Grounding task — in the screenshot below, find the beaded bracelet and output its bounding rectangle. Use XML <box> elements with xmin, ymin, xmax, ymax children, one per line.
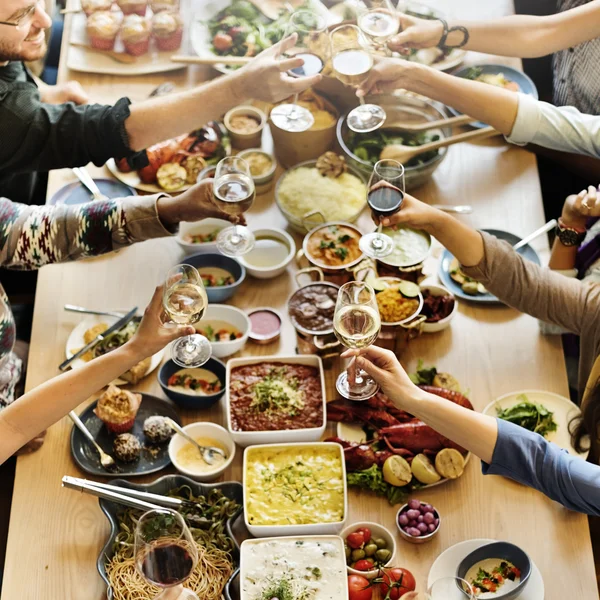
<box><xmin>437</xmin><ymin>17</ymin><xmax>470</xmax><ymax>49</ymax></box>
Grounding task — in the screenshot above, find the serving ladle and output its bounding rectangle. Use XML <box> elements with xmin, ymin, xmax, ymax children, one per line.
<box><xmin>166</xmin><ymin>418</ymin><xmax>227</xmax><ymax>466</ymax></box>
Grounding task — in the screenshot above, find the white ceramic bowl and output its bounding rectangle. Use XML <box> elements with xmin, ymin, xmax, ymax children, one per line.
<box><xmin>199</xmin><ymin>304</ymin><xmax>250</xmax><ymax>358</ymax></box>
<box><xmin>168</xmin><ymin>422</ymin><xmax>236</xmax><ymax>482</ymax></box>
<box><xmin>341</xmin><ymin>521</ymin><xmax>397</xmax><ymax>579</ymax></box>
<box><xmin>420</xmin><ymin>283</ymin><xmax>457</xmax><ymax>333</ymax></box>
<box><xmin>226</xmin><ymin>354</ymin><xmax>326</xmax><ymax>447</ymax></box>
<box><xmin>236</xmin><ymin>228</ymin><xmax>296</xmax><ymax>280</ymax></box>
<box><xmin>177</xmin><ymin>218</ymin><xmax>231</xmax><ymax>254</ymax></box>
<box><xmin>243</xmin><ymin>442</ymin><xmax>348</xmax><ymax>538</ymax></box>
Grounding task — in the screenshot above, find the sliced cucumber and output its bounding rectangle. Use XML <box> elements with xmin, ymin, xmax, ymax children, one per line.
<box><xmin>397</xmin><ymin>280</ymin><xmax>420</xmax><ymax>298</ymax></box>
<box><xmin>366</xmin><ymin>275</ymin><xmax>389</xmax><ymax>292</ymax></box>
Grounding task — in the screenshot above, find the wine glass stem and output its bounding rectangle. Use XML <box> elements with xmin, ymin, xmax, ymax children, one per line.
<box><xmin>155</xmin><ymin>584</ymin><xmax>184</xmax><ymax>600</ymax></box>
<box><xmin>230</xmin><ymin>226</ymin><xmax>242</xmax><ymax>245</ymax></box>
<box><xmin>347</xmin><ymin>355</ymin><xmax>357</xmax><ymax>387</ymax></box>
<box><xmin>359</xmin><ymin>95</ymin><xmax>366</xmax><ymax>106</ymax></box>
<box><xmin>185</xmin><ymin>337</ymin><xmax>196</xmax><ymax>353</ymax></box>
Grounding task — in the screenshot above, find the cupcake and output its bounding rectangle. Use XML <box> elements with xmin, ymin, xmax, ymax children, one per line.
<box><xmin>121</xmin><ymin>14</ymin><xmax>151</xmax><ymax>56</ymax></box>
<box><xmin>86</xmin><ymin>11</ymin><xmax>121</xmax><ymax>51</ymax></box>
<box><xmin>152</xmin><ymin>11</ymin><xmax>183</xmax><ymax>52</ymax></box>
<box><xmin>113</xmin><ymin>433</ymin><xmax>142</xmax><ymax>462</ymax></box>
<box><xmin>94</xmin><ymin>385</ymin><xmax>142</xmax><ymax>433</ymax></box>
<box><xmin>116</xmin><ymin>0</ymin><xmax>147</xmax><ymax>16</ymax></box>
<box><xmin>81</xmin><ymin>0</ymin><xmax>113</xmax><ymax>16</ymax></box>
<box><xmin>150</xmin><ymin>0</ymin><xmax>179</xmax><ymax>12</ymax></box>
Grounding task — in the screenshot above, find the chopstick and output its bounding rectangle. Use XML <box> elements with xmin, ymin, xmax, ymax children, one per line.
<box><xmin>512</xmin><ymin>219</ymin><xmax>557</xmax><ymax>251</ymax></box>
<box><xmin>170</xmin><ymin>54</ymin><xmax>252</xmax><ymax>66</ymax></box>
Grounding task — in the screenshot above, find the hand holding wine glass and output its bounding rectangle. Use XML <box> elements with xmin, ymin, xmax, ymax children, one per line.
<box><xmin>135</xmin><ymin>509</ymin><xmax>199</xmax><ymax>600</ymax></box>
<box><xmin>357</xmin><ymin>0</ymin><xmax>400</xmax><ymax>55</ymax></box>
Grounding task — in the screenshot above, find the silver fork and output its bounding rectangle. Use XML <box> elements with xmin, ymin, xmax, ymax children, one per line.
<box><xmin>69</xmin><ymin>411</ymin><xmax>118</xmax><ymax>472</ymax></box>
<box><xmin>72</xmin><ymin>167</ymin><xmax>109</xmax><ymax>202</ymax></box>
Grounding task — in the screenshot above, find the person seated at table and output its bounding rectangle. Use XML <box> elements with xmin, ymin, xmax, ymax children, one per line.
<box><xmin>346</xmin><ymin>345</ymin><xmax>600</xmax><ymax>516</ymax></box>
<box><xmin>376</xmin><ymin>193</ymin><xmax>600</xmax><ymax>462</ymax></box>
<box><xmin>0</xmin><ymin>284</ymin><xmax>193</xmax><ymax>465</ymax></box>
<box><xmin>0</xmin><ymin>0</ymin><xmax>321</xmax><ymax>204</ymax></box>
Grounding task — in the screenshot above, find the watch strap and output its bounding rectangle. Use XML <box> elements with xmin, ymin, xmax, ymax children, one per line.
<box><xmin>556</xmin><ymin>218</ymin><xmax>587</xmax><ymax>247</ymax></box>
<box><xmin>437</xmin><ymin>18</ymin><xmax>470</xmax><ymax>49</ymax></box>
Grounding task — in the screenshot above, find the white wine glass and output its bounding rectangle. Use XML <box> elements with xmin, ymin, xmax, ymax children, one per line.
<box><xmin>213</xmin><ymin>157</ymin><xmax>256</xmax><ymax>257</ymax></box>
<box><xmin>357</xmin><ymin>0</ymin><xmax>399</xmax><ymax>54</ymax></box>
<box><xmin>163</xmin><ymin>264</ymin><xmax>211</xmax><ymax>368</ymax></box>
<box><xmin>330</xmin><ymin>24</ymin><xmax>387</xmax><ymax>133</ymax></box>
<box><xmin>270</xmin><ymin>10</ymin><xmax>327</xmax><ymax>133</ymax></box>
<box><xmin>426</xmin><ymin>577</ymin><xmax>476</xmax><ymax>599</ymax></box>
<box><xmin>135</xmin><ymin>509</ymin><xmax>199</xmax><ymax>600</ymax></box>
<box><xmin>359</xmin><ymin>159</ymin><xmax>405</xmax><ymax>259</ymax></box>
<box><xmin>333</xmin><ymin>281</ymin><xmax>381</xmax><ymax>401</ymax></box>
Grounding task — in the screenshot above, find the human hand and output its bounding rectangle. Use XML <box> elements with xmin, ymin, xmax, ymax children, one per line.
<box><xmin>127</xmin><ymin>285</ymin><xmax>195</xmax><ymax>358</ymax></box>
<box><xmin>356</xmin><ymin>56</ymin><xmax>418</xmax><ymax>98</ymax></box>
<box><xmin>374</xmin><ymin>193</ymin><xmax>444</xmax><ymax>233</ymax></box>
<box><xmin>40</xmin><ymin>81</ymin><xmax>89</xmax><ymax>105</ymax></box>
<box><xmin>562</xmin><ymin>185</ymin><xmax>600</xmax><ymax>229</ymax></box>
<box><xmin>387</xmin><ymin>13</ymin><xmax>444</xmax><ymax>52</ymax></box>
<box><xmin>234</xmin><ymin>34</ymin><xmax>323</xmax><ymax>103</ymax></box>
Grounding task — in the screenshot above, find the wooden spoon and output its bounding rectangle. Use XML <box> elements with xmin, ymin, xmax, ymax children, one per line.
<box><xmin>386</xmin><ymin>113</ymin><xmax>477</xmax><ymax>133</ymax></box>
<box><xmin>70</xmin><ymin>42</ymin><xmax>137</xmax><ymax>64</ymax></box>
<box><xmin>380</xmin><ymin>126</ymin><xmax>501</xmax><ymax>163</ymax></box>
<box><xmin>171</xmin><ymin>54</ymin><xmax>251</xmax><ymax>66</ymax></box>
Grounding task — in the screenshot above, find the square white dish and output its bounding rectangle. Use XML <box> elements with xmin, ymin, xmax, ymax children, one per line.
<box><xmin>243</xmin><ymin>442</ymin><xmax>348</xmax><ymax>538</ymax></box>
<box><xmin>225</xmin><ymin>354</ymin><xmax>326</xmax><ymax>447</ymax></box>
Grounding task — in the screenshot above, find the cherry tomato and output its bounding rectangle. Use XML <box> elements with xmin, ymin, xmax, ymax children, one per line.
<box><xmin>212</xmin><ymin>33</ymin><xmax>233</xmax><ymax>52</ymax></box>
<box><xmin>348</xmin><ymin>575</ymin><xmax>372</xmax><ymax>600</ymax></box>
<box><xmin>356</xmin><ymin>527</ymin><xmax>372</xmax><ymax>543</ymax></box>
<box><xmin>353</xmin><ymin>559</ymin><xmax>374</xmax><ymax>572</ymax></box>
<box><xmin>347</xmin><ymin>531</ymin><xmax>365</xmax><ymax>549</ymax></box>
<box><xmin>380</xmin><ymin>568</ymin><xmax>416</xmax><ymax>599</ymax></box>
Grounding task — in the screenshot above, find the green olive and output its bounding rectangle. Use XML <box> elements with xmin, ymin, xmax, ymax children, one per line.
<box><xmin>345</xmin><ymin>545</ymin><xmax>351</xmax><ymax>559</ymax></box>
<box><xmin>365</xmin><ymin>557</ymin><xmax>375</xmax><ymax>566</ymax></box>
<box><xmin>351</xmin><ymin>549</ymin><xmax>366</xmax><ymax>561</ymax></box>
<box><xmin>350</xmin><ymin>562</ymin><xmax>357</xmax><ymax>569</ymax></box>
<box><xmin>375</xmin><ymin>549</ymin><xmax>392</xmax><ymax>563</ymax></box>
<box><xmin>374</xmin><ymin>537</ymin><xmax>387</xmax><ymax>549</ymax></box>
<box><xmin>364</xmin><ymin>543</ymin><xmax>378</xmax><ymax>557</ymax></box>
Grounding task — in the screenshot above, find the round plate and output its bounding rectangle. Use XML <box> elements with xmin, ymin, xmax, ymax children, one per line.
<box><xmin>336</xmin><ymin>422</ymin><xmax>471</xmax><ymax>490</ymax></box>
<box><xmin>106</xmin><ymin>158</ymin><xmax>192</xmax><ymax>195</ymax></box>
<box><xmin>438</xmin><ymin>228</ymin><xmax>541</xmax><ymax>304</ymax></box>
<box><xmin>448</xmin><ymin>64</ymin><xmax>539</xmax><ymax>128</ymax></box>
<box><xmin>49</xmin><ymin>178</ymin><xmax>136</xmax><ymax>206</ymax></box>
<box><xmin>428</xmin><ymin>538</ymin><xmax>544</xmax><ymax>600</ymax></box>
<box><xmin>65</xmin><ymin>314</ymin><xmax>164</xmax><ymax>385</ymax></box>
<box><xmin>483</xmin><ymin>389</ymin><xmax>588</xmax><ymax>459</ymax></box>
<box><xmin>70</xmin><ymin>393</ymin><xmax>180</xmax><ymax>477</ymax></box>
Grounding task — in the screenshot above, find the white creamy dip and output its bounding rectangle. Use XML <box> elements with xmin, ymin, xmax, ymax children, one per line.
<box><xmin>465</xmin><ymin>558</ymin><xmax>521</xmax><ymax>598</ymax></box>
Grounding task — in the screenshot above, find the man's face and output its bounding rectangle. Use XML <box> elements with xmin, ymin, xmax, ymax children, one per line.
<box><xmin>0</xmin><ymin>0</ymin><xmax>52</xmax><ymax>63</ymax></box>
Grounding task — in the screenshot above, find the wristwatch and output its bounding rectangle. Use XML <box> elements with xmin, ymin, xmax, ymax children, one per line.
<box><xmin>556</xmin><ymin>217</ymin><xmax>587</xmax><ymax>247</ymax></box>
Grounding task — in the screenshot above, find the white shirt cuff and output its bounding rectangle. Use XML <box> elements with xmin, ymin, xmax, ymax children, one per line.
<box><xmin>506</xmin><ymin>93</ymin><xmax>541</xmax><ymax>146</ymax></box>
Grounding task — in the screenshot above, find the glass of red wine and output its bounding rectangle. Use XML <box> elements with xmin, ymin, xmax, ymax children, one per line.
<box><xmin>359</xmin><ymin>159</ymin><xmax>405</xmax><ymax>259</ymax></box>
<box><xmin>270</xmin><ymin>10</ymin><xmax>328</xmax><ymax>133</ymax></box>
<box><xmin>135</xmin><ymin>509</ymin><xmax>199</xmax><ymax>600</ymax></box>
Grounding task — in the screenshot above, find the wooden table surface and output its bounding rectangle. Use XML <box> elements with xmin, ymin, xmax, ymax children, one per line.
<box><xmin>2</xmin><ymin>1</ymin><xmax>598</xmax><ymax>598</ymax></box>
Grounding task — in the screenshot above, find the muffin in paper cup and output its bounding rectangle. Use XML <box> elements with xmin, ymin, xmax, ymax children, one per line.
<box><xmin>81</xmin><ymin>0</ymin><xmax>113</xmax><ymax>17</ymax></box>
<box><xmin>93</xmin><ymin>385</ymin><xmax>142</xmax><ymax>433</ymax></box>
<box><xmin>116</xmin><ymin>0</ymin><xmax>147</xmax><ymax>16</ymax></box>
<box><xmin>86</xmin><ymin>11</ymin><xmax>121</xmax><ymax>50</ymax></box>
<box><xmin>152</xmin><ymin>11</ymin><xmax>183</xmax><ymax>51</ymax></box>
<box><xmin>150</xmin><ymin>0</ymin><xmax>179</xmax><ymax>12</ymax></box>
<box><xmin>121</xmin><ymin>14</ymin><xmax>151</xmax><ymax>56</ymax></box>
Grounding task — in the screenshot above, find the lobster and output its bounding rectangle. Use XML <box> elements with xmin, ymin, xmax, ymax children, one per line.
<box><xmin>326</xmin><ymin>437</ymin><xmax>414</xmax><ymax>471</ymax></box>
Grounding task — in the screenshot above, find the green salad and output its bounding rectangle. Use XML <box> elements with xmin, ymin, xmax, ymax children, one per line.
<box><xmin>496</xmin><ymin>394</ymin><xmax>558</xmax><ymax>438</ymax></box>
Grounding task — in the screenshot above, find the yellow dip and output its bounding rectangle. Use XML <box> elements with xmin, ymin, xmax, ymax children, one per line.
<box><xmin>175</xmin><ymin>436</ymin><xmax>228</xmax><ymax>474</ymax></box>
<box><xmin>245</xmin><ymin>445</ymin><xmax>345</xmax><ymax>526</ymax></box>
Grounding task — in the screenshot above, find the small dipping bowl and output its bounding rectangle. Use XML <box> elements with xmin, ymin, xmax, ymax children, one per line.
<box><xmin>247</xmin><ymin>307</ymin><xmax>282</xmax><ymax>345</ymax></box>
<box><xmin>396</xmin><ymin>500</ymin><xmax>441</xmax><ymax>545</ymax></box>
<box><xmin>236</xmin><ymin>228</ymin><xmax>296</xmax><ymax>280</ymax></box>
<box><xmin>224</xmin><ymin>105</ymin><xmax>266</xmax><ymax>150</ymax></box>
<box><xmin>181</xmin><ymin>252</ymin><xmax>246</xmax><ymax>303</ymax></box>
<box><xmin>168</xmin><ymin>421</ymin><xmax>235</xmax><ymax>482</ymax></box>
<box><xmin>420</xmin><ymin>283</ymin><xmax>458</xmax><ymax>333</ymax></box>
<box><xmin>237</xmin><ymin>148</ymin><xmax>277</xmax><ymax>194</ymax></box>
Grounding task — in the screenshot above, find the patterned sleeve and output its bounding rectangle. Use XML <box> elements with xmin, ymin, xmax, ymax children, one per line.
<box><xmin>0</xmin><ymin>194</ymin><xmax>174</xmax><ymax>269</ymax></box>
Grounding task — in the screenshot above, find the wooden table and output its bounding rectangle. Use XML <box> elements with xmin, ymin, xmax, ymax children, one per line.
<box><xmin>2</xmin><ymin>1</ymin><xmax>598</xmax><ymax>598</ymax></box>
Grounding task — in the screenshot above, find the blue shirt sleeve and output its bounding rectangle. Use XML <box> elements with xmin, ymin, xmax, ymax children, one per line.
<box><xmin>482</xmin><ymin>418</ymin><xmax>600</xmax><ymax>516</ymax></box>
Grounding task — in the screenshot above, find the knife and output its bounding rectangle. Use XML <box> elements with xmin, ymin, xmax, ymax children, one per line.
<box><xmin>59</xmin><ymin>307</ymin><xmax>138</xmax><ymax>372</ymax></box>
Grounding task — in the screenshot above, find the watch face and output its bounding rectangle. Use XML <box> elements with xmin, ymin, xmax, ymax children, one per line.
<box><xmin>559</xmin><ymin>228</ymin><xmax>582</xmax><ymax>247</ymax></box>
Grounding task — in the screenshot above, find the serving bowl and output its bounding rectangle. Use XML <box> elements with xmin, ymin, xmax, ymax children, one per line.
<box><xmin>181</xmin><ymin>252</ymin><xmax>245</xmax><ymax>303</ymax></box>
<box><xmin>377</xmin><ymin>277</ymin><xmax>424</xmax><ymax>327</ymax></box>
<box><xmin>158</xmin><ymin>357</ymin><xmax>226</xmax><ymax>409</ymax></box>
<box><xmin>199</xmin><ymin>304</ymin><xmax>250</xmax><ymax>358</ymax></box>
<box><xmin>177</xmin><ymin>218</ymin><xmax>231</xmax><ymax>254</ymax></box>
<box><xmin>243</xmin><ymin>441</ymin><xmax>348</xmax><ymax>537</ymax></box>
<box><xmin>396</xmin><ymin>501</ymin><xmax>441</xmax><ymax>545</ymax></box>
<box><xmin>274</xmin><ymin>159</ymin><xmax>367</xmax><ymax>234</ymax></box>
<box><xmin>168</xmin><ymin>421</ymin><xmax>236</xmax><ymax>482</ymax></box>
<box><xmin>236</xmin><ymin>228</ymin><xmax>296</xmax><ymax>279</ymax></box>
<box><xmin>456</xmin><ymin>541</ymin><xmax>532</xmax><ymax>599</ymax></box>
<box><xmin>420</xmin><ymin>283</ymin><xmax>458</xmax><ymax>333</ymax></box>
<box><xmin>341</xmin><ymin>521</ymin><xmax>397</xmax><ymax>580</ymax></box>
<box><xmin>337</xmin><ymin>94</ymin><xmax>452</xmax><ymax>190</ymax></box>
<box><xmin>225</xmin><ymin>354</ymin><xmax>326</xmax><ymax>447</ymax></box>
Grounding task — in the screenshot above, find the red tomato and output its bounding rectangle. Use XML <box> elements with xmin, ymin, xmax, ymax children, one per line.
<box><xmin>353</xmin><ymin>559</ymin><xmax>374</xmax><ymax>572</ymax></box>
<box><xmin>380</xmin><ymin>568</ymin><xmax>416</xmax><ymax>599</ymax></box>
<box><xmin>212</xmin><ymin>33</ymin><xmax>233</xmax><ymax>51</ymax></box>
<box><xmin>347</xmin><ymin>531</ymin><xmax>365</xmax><ymax>549</ymax></box>
<box><xmin>348</xmin><ymin>575</ymin><xmax>372</xmax><ymax>600</ymax></box>
<box><xmin>356</xmin><ymin>527</ymin><xmax>372</xmax><ymax>543</ymax></box>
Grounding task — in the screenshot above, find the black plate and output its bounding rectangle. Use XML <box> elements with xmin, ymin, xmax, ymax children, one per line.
<box><xmin>70</xmin><ymin>393</ymin><xmax>180</xmax><ymax>477</ymax></box>
<box><xmin>438</xmin><ymin>228</ymin><xmax>541</xmax><ymax>304</ymax></box>
<box><xmin>97</xmin><ymin>475</ymin><xmax>244</xmax><ymax>600</ymax></box>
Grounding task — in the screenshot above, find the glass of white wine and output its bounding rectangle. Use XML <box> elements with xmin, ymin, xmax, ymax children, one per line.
<box><xmin>213</xmin><ymin>157</ymin><xmax>256</xmax><ymax>257</ymax></box>
<box><xmin>330</xmin><ymin>24</ymin><xmax>386</xmax><ymax>133</ymax></box>
<box><xmin>163</xmin><ymin>264</ymin><xmax>211</xmax><ymax>368</ymax></box>
<box><xmin>270</xmin><ymin>10</ymin><xmax>328</xmax><ymax>133</ymax></box>
<box><xmin>357</xmin><ymin>0</ymin><xmax>399</xmax><ymax>55</ymax></box>
<box><xmin>333</xmin><ymin>281</ymin><xmax>381</xmax><ymax>401</ymax></box>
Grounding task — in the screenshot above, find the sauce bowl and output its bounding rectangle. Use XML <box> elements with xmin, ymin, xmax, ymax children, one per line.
<box><xmin>236</xmin><ymin>228</ymin><xmax>296</xmax><ymax>280</ymax></box>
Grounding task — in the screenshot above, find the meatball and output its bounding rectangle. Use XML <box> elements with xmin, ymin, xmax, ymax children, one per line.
<box><xmin>143</xmin><ymin>415</ymin><xmax>174</xmax><ymax>444</ymax></box>
<box><xmin>113</xmin><ymin>433</ymin><xmax>141</xmax><ymax>462</ymax></box>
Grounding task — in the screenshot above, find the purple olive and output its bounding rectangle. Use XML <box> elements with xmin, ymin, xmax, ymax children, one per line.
<box><xmin>417</xmin><ymin>523</ymin><xmax>428</xmax><ymax>534</ymax></box>
<box><xmin>423</xmin><ymin>512</ymin><xmax>435</xmax><ymax>525</ymax></box>
<box><xmin>422</xmin><ymin>504</ymin><xmax>434</xmax><ymax>513</ymax></box>
<box><xmin>398</xmin><ymin>514</ymin><xmax>409</xmax><ymax>526</ymax></box>
<box><xmin>406</xmin><ymin>509</ymin><xmax>420</xmax><ymax>520</ymax></box>
<box><xmin>408</xmin><ymin>519</ymin><xmax>418</xmax><ymax>527</ymax></box>
<box><xmin>428</xmin><ymin>523</ymin><xmax>436</xmax><ymax>533</ymax></box>
<box><xmin>434</xmin><ymin>518</ymin><xmax>439</xmax><ymax>527</ymax></box>
<box><xmin>406</xmin><ymin>527</ymin><xmax>421</xmax><ymax>537</ymax></box>
<box><xmin>408</xmin><ymin>499</ymin><xmax>421</xmax><ymax>510</ymax></box>
<box><xmin>417</xmin><ymin>515</ymin><xmax>424</xmax><ymax>523</ymax></box>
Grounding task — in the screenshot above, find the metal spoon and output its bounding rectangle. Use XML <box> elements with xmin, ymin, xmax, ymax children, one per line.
<box><xmin>64</xmin><ymin>304</ymin><xmax>125</xmax><ymax>318</ymax></box>
<box><xmin>432</xmin><ymin>205</ymin><xmax>473</xmax><ymax>214</ymax></box>
<box><xmin>72</xmin><ymin>167</ymin><xmax>109</xmax><ymax>202</ymax></box>
<box><xmin>166</xmin><ymin>418</ymin><xmax>226</xmax><ymax>466</ymax></box>
<box><xmin>69</xmin><ymin>411</ymin><xmax>118</xmax><ymax>472</ymax></box>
